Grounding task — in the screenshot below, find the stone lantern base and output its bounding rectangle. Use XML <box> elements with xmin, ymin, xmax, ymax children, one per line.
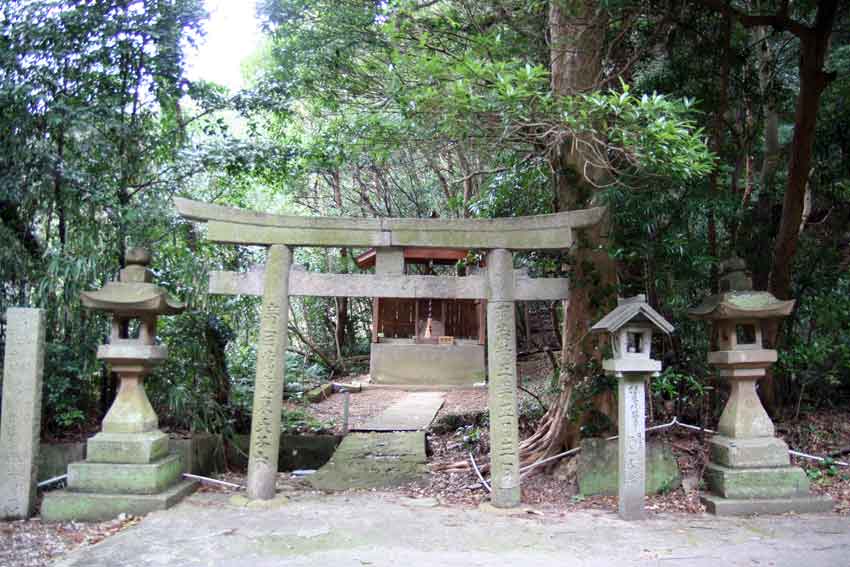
<box><xmin>701</xmin><ymin>436</ymin><xmax>832</xmax><ymax>515</ymax></box>
<box><xmin>42</xmin><ymin>428</ymin><xmax>197</xmax><ymax>522</ymax></box>
<box><xmin>41</xmin><ymin>359</ymin><xmax>197</xmax><ymax>522</ymax></box>
<box><xmin>699</xmin><ymin>372</ymin><xmax>832</xmax><ymax>516</ymax></box>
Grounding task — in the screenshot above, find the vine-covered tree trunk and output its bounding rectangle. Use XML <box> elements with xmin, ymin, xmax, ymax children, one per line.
<box><xmin>517</xmin><ymin>0</ymin><xmax>618</xmax><ymax>467</ymax></box>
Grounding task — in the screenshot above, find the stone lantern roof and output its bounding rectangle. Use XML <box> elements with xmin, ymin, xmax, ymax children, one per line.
<box><xmin>80</xmin><ymin>247</ymin><xmax>184</xmax><ymax>316</ymax></box>
<box><xmin>591</xmin><ymin>294</ymin><xmax>674</xmax><ymax>335</ymax></box>
<box><xmin>688</xmin><ymin>257</ymin><xmax>794</xmax><ymax>321</ymax></box>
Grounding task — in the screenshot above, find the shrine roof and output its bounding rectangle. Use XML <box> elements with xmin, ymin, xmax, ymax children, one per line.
<box><xmin>591</xmin><ymin>295</ymin><xmax>674</xmax><ymax>335</ymax></box>
<box><xmin>355</xmin><ymin>247</ymin><xmax>470</xmax><ymax>269</ymax></box>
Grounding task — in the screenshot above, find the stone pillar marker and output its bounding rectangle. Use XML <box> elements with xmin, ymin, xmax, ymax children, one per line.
<box><xmin>0</xmin><ymin>308</ymin><xmax>46</xmax><ymax>519</ymax></box>
<box><xmin>617</xmin><ymin>375</ymin><xmax>647</xmax><ymax>520</ymax></box>
<box><xmin>592</xmin><ymin>295</ymin><xmax>674</xmax><ymax>521</ymax></box>
<box><xmin>485</xmin><ymin>248</ymin><xmax>520</xmax><ymax>508</ymax></box>
<box><xmin>247</xmin><ymin>244</ymin><xmax>292</xmax><ymax>500</ymax></box>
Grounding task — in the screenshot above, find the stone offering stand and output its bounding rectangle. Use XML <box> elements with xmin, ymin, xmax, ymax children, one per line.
<box><xmin>41</xmin><ymin>248</ymin><xmax>196</xmax><ymax>522</ymax></box>
<box><xmin>175</xmin><ymin>197</ymin><xmax>605</xmax><ymax>507</ymax></box>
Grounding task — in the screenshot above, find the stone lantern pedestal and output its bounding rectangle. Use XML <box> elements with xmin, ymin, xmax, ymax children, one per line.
<box><xmin>42</xmin><ymin>248</ymin><xmax>196</xmax><ymax>522</ymax></box>
<box><xmin>690</xmin><ymin>259</ymin><xmax>832</xmax><ymax>516</ymax></box>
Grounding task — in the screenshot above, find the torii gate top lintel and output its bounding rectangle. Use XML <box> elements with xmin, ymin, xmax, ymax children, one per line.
<box><xmin>174</xmin><ymin>197</ymin><xmax>605</xmax><ymax>250</ymax></box>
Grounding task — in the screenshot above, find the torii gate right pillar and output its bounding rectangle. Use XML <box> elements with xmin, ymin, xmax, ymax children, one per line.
<box><xmin>486</xmin><ymin>249</ymin><xmax>521</xmax><ymax>507</ymax></box>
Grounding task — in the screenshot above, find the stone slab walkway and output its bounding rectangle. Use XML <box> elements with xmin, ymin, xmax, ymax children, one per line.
<box><xmin>52</xmin><ymin>490</ymin><xmax>850</xmax><ymax>567</ymax></box>
<box><xmin>308</xmin><ymin>431</ymin><xmax>427</xmax><ymax>491</ymax></box>
<box><xmin>355</xmin><ymin>392</ymin><xmax>445</xmax><ymax>431</ymax></box>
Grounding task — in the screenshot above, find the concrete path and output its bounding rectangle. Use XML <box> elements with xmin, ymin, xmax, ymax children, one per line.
<box><xmin>308</xmin><ymin>432</ymin><xmax>427</xmax><ymax>491</ymax></box>
<box><xmin>356</xmin><ymin>392</ymin><xmax>445</xmax><ymax>431</ymax></box>
<box><xmin>53</xmin><ymin>490</ymin><xmax>850</xmax><ymax>567</ymax></box>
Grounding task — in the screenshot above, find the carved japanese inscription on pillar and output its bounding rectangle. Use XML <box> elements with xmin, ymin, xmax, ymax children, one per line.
<box><xmin>618</xmin><ymin>377</ymin><xmax>646</xmax><ymax>520</ymax></box>
<box><xmin>247</xmin><ymin>246</ymin><xmax>292</xmax><ymax>500</ymax></box>
<box><xmin>486</xmin><ymin>249</ymin><xmax>521</xmax><ymax>508</ymax></box>
<box><xmin>0</xmin><ymin>308</ymin><xmax>46</xmax><ymax>519</ymax></box>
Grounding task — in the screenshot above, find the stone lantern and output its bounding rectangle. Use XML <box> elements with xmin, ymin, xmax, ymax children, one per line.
<box><xmin>42</xmin><ymin>248</ymin><xmax>197</xmax><ymax>522</ymax></box>
<box><xmin>689</xmin><ymin>258</ymin><xmax>831</xmax><ymax>515</ymax></box>
<box><xmin>591</xmin><ymin>295</ymin><xmax>674</xmax><ymax>521</ymax></box>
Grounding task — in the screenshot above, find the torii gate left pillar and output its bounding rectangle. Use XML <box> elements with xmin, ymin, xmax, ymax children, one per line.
<box><xmin>247</xmin><ymin>245</ymin><xmax>292</xmax><ymax>500</ymax></box>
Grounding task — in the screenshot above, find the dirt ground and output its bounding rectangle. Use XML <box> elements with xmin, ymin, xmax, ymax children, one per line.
<box><xmin>0</xmin><ymin>514</ymin><xmax>138</xmax><ymax>567</ymax></box>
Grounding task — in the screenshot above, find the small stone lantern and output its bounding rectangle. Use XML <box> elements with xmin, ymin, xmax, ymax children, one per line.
<box><xmin>689</xmin><ymin>258</ymin><xmax>831</xmax><ymax>515</ymax></box>
<box><xmin>592</xmin><ymin>295</ymin><xmax>674</xmax><ymax>521</ymax></box>
<box><xmin>41</xmin><ymin>248</ymin><xmax>196</xmax><ymax>522</ymax></box>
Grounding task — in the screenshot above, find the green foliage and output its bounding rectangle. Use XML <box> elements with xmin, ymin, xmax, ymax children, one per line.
<box><xmin>2</xmin><ymin>0</ymin><xmax>848</xmax><ymax>442</ymax></box>
<box><xmin>281</xmin><ymin>407</ymin><xmax>333</xmax><ymax>434</ymax></box>
<box><xmin>652</xmin><ymin>368</ymin><xmax>704</xmax><ymax>403</ymax></box>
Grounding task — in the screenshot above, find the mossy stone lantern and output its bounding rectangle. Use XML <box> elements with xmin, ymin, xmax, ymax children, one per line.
<box><xmin>41</xmin><ymin>247</ymin><xmax>197</xmax><ymax>522</ymax></box>
<box><xmin>591</xmin><ymin>295</ymin><xmax>674</xmax><ymax>521</ymax></box>
<box><xmin>83</xmin><ymin>247</ymin><xmax>184</xmax><ymax>444</ymax></box>
<box><xmin>689</xmin><ymin>257</ymin><xmax>831</xmax><ymax>515</ymax></box>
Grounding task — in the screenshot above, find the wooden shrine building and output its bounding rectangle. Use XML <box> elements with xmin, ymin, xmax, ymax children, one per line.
<box><xmin>356</xmin><ymin>247</ymin><xmax>485</xmax><ymax>386</ymax></box>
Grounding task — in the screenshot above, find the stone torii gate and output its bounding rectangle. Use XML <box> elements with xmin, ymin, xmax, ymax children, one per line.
<box><xmin>175</xmin><ymin>198</ymin><xmax>604</xmax><ymax>507</ymax></box>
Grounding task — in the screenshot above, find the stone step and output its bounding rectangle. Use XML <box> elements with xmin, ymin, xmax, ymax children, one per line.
<box><xmin>705</xmin><ymin>463</ymin><xmax>811</xmax><ymax>499</ymax></box>
<box><xmin>68</xmin><ymin>453</ymin><xmax>182</xmax><ymax>495</ymax></box>
<box><xmin>701</xmin><ymin>493</ymin><xmax>834</xmax><ymax>516</ymax></box>
<box><xmin>41</xmin><ymin>479</ymin><xmax>197</xmax><ymax>522</ymax></box>
<box><xmin>86</xmin><ymin>430</ymin><xmax>170</xmax><ymax>464</ymax></box>
<box><xmin>308</xmin><ymin>432</ymin><xmax>427</xmax><ymax>491</ymax></box>
<box><xmin>354</xmin><ymin>392</ymin><xmax>444</xmax><ymax>432</ymax></box>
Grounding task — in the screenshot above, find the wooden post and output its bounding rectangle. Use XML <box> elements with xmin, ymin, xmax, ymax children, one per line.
<box><xmin>372</xmin><ymin>298</ymin><xmax>380</xmax><ymax>343</ymax></box>
<box><xmin>441</xmin><ymin>300</ymin><xmax>447</xmax><ymax>337</ymax></box>
<box><xmin>414</xmin><ymin>299</ymin><xmax>420</xmax><ymax>342</ymax></box>
<box><xmin>477</xmin><ymin>300</ymin><xmax>486</xmax><ymax>345</ymax></box>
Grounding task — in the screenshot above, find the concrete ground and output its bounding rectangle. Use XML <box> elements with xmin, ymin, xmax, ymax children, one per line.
<box><xmin>53</xmin><ymin>490</ymin><xmax>850</xmax><ymax>567</ymax></box>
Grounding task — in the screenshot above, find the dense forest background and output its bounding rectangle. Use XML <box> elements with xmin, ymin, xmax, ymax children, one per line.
<box><xmin>1</xmin><ymin>0</ymin><xmax>848</xmax><ymax>458</ymax></box>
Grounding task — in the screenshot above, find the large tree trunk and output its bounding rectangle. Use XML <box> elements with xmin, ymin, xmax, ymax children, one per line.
<box><xmin>768</xmin><ymin>2</ymin><xmax>838</xmax><ymax>301</ymax></box>
<box><xmin>517</xmin><ymin>0</ymin><xmax>618</xmax><ymax>467</ymax></box>
<box><xmin>763</xmin><ymin>0</ymin><xmax>838</xmax><ymax>413</ymax></box>
<box><xmin>751</xmin><ymin>23</ymin><xmax>780</xmax><ymax>292</ymax></box>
